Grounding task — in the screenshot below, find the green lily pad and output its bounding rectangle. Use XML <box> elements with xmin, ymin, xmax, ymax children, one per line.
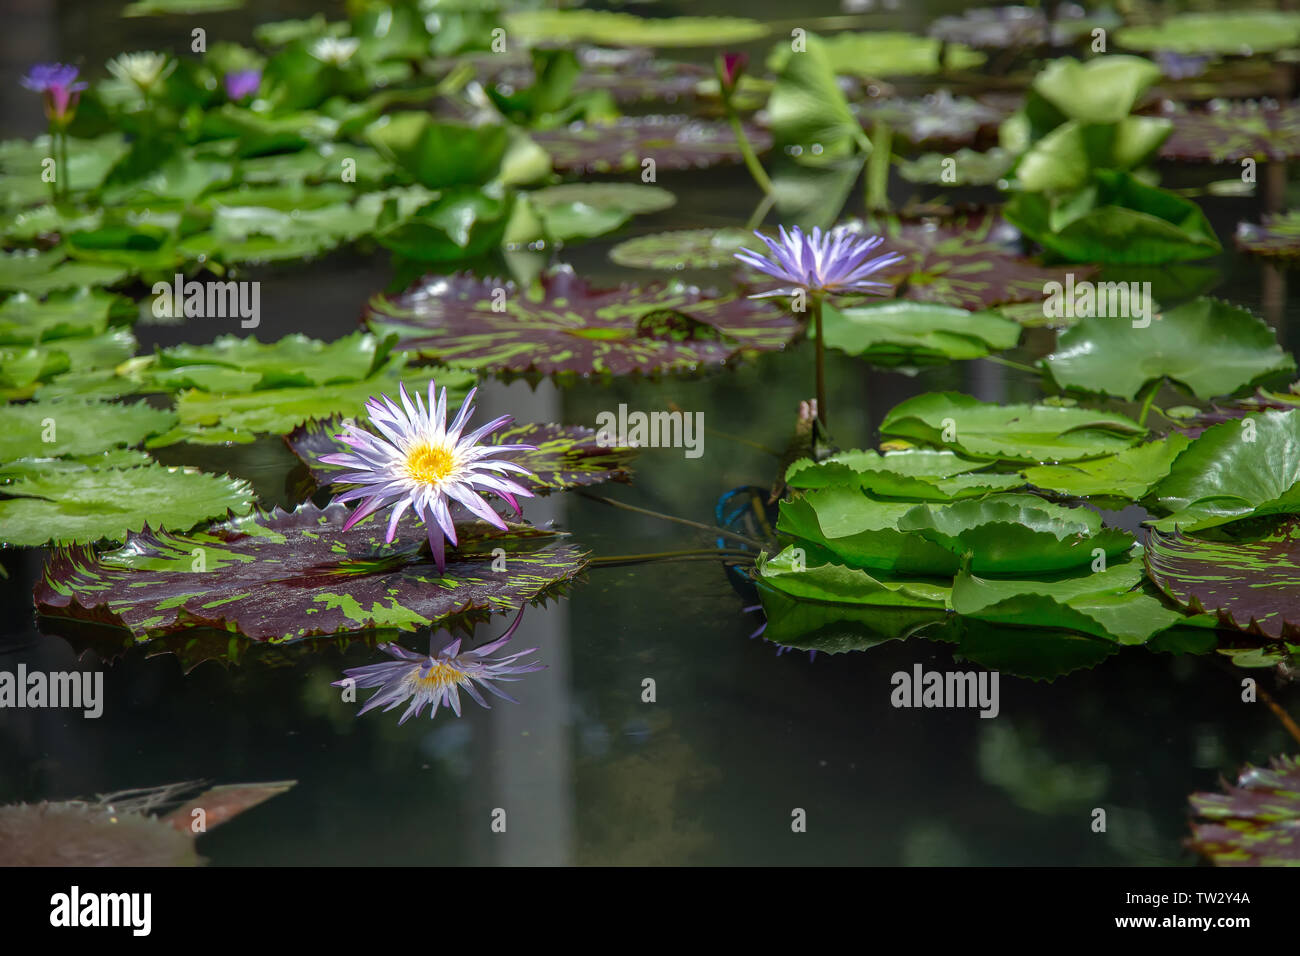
<box><xmin>1160</xmin><ymin>102</ymin><xmax>1300</xmax><ymax>164</ymax></box>
<box><xmin>1022</xmin><ymin>434</ymin><xmax>1191</xmax><ymax>502</ymax></box>
<box><xmin>758</xmin><ymin>545</ymin><xmax>951</xmax><ymax>609</ymax></box>
<box><xmin>0</xmin><ymin>462</ymin><xmax>254</xmax><ymax>546</ymax></box>
<box><xmin>0</xmin><ymin>250</ymin><xmax>128</xmax><ymax>295</ymax></box>
<box><xmin>0</xmin><ymin>134</ymin><xmax>130</xmax><ymax>206</ymax></box>
<box><xmin>1146</xmin><ymin>519</ymin><xmax>1300</xmax><ymax>640</ymax></box>
<box><xmin>1118</xmin><ymin>12</ymin><xmax>1300</xmax><ymax>56</ymax></box>
<box><xmin>1188</xmin><ymin>754</ymin><xmax>1300</xmax><ymax>867</ymax></box>
<box><xmin>287</xmin><ymin>417</ymin><xmax>635</xmax><ymax>494</ymax></box>
<box><xmin>880</xmin><ymin>391</ymin><xmax>1145</xmax><ymax>463</ymax></box>
<box><xmin>530</xmin><ymin>117</ymin><xmax>771</xmax><ymax>175</ymax></box>
<box><xmin>0</xmin><ymin>329</ymin><xmax>136</xmax><ymax>399</ymax></box>
<box><xmin>860</xmin><ymin>92</ymin><xmax>1009</xmax><ymax>149</ymax></box>
<box><xmin>1236</xmin><ymin>212</ymin><xmax>1300</xmax><ymax>258</ymax></box>
<box><xmin>1044</xmin><ymin>298</ymin><xmax>1294</xmax><ymax>401</ymax></box>
<box><xmin>363</xmin><ymin>270</ymin><xmax>798</xmax><ymax>379</ymax></box>
<box><xmin>526</xmin><ymin>182</ymin><xmax>675</xmax><ymax>241</ymax></box>
<box><xmin>931</xmin><ymin>6</ymin><xmax>1115</xmax><ymax>50</ymax></box>
<box><xmin>1149</xmin><ymin>409</ymin><xmax>1300</xmax><ymax>532</ymax></box>
<box><xmin>123</xmin><ymin>0</ymin><xmax>244</xmax><ymax>14</ymax></box>
<box><xmin>896</xmin><ymin>148</ymin><xmax>1015</xmax><ymax>187</ymax></box>
<box><xmin>821</xmin><ymin>300</ymin><xmax>1021</xmax><ymax>366</ymax></box>
<box><xmin>0</xmin><ymin>399</ymin><xmax>176</xmax><ymax>460</ymax></box>
<box><xmin>144</xmin><ymin>332</ymin><xmax>390</xmax><ymax>392</ymax></box>
<box><xmin>35</xmin><ymin>503</ymin><xmax>588</xmax><ymax>642</ymax></box>
<box><xmin>608</xmin><ymin>228</ymin><xmax>755</xmax><ymax>271</ymax></box>
<box><xmin>785</xmin><ymin>448</ymin><xmax>1022</xmax><ymax>501</ymax></box>
<box><xmin>503</xmin><ymin>10</ymin><xmax>769</xmax><ymax>47</ymax></box>
<box><xmin>0</xmin><ymin>289</ymin><xmax>134</xmax><ymax>344</ymax></box>
<box><xmin>767</xmin><ymin>31</ymin><xmax>986</xmax><ymax>77</ymax></box>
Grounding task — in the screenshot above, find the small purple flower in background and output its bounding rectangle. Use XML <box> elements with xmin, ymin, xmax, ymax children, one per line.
<box><xmin>736</xmin><ymin>225</ymin><xmax>905</xmax><ymax>300</ymax></box>
<box><xmin>21</xmin><ymin>63</ymin><xmax>87</xmax><ymax>126</ymax></box>
<box><xmin>319</xmin><ymin>380</ymin><xmax>536</xmax><ymax>573</ymax></box>
<box><xmin>223</xmin><ymin>69</ymin><xmax>261</xmax><ymax>102</ymax></box>
<box><xmin>333</xmin><ymin>608</ymin><xmax>544</xmax><ymax>723</ymax></box>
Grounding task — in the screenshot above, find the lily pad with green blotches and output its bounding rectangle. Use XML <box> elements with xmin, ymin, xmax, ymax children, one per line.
<box><xmin>1188</xmin><ymin>754</ymin><xmax>1300</xmax><ymax>866</ymax></box>
<box><xmin>1148</xmin><ymin>409</ymin><xmax>1300</xmax><ymax>532</ymax></box>
<box><xmin>1159</xmin><ymin>103</ymin><xmax>1300</xmax><ymax>164</ymax></box>
<box><xmin>1022</xmin><ymin>434</ymin><xmax>1191</xmax><ymax>502</ymax></box>
<box><xmin>880</xmin><ymin>391</ymin><xmax>1145</xmax><ymax>463</ymax></box>
<box><xmin>286</xmin><ymin>417</ymin><xmax>635</xmax><ymax>494</ymax></box>
<box><xmin>896</xmin><ymin>148</ymin><xmax>1015</xmax><ymax>187</ymax></box>
<box><xmin>608</xmin><ymin>228</ymin><xmax>755</xmax><ymax>271</ymax></box>
<box><xmin>1118</xmin><ymin>12</ymin><xmax>1300</xmax><ymax>56</ymax></box>
<box><xmin>1236</xmin><ymin>212</ymin><xmax>1300</xmax><ymax>258</ymax></box>
<box><xmin>35</xmin><ymin>503</ymin><xmax>588</xmax><ymax>642</ymax></box>
<box><xmin>0</xmin><ymin>250</ymin><xmax>128</xmax><ymax>295</ymax></box>
<box><xmin>526</xmin><ymin>182</ymin><xmax>675</xmax><ymax>241</ymax></box>
<box><xmin>951</xmin><ymin>548</ymin><xmax>1191</xmax><ymax>645</ymax></box>
<box><xmin>785</xmin><ymin>448</ymin><xmax>1022</xmax><ymax>501</ymax></box>
<box><xmin>0</xmin><ymin>462</ymin><xmax>254</xmax><ymax>546</ymax></box>
<box><xmin>0</xmin><ymin>399</ymin><xmax>176</xmax><ymax>460</ymax></box>
<box><xmin>503</xmin><ymin>10</ymin><xmax>769</xmax><ymax>47</ymax></box>
<box><xmin>767</xmin><ymin>31</ymin><xmax>986</xmax><ymax>77</ymax></box>
<box><xmin>1147</xmin><ymin>520</ymin><xmax>1300</xmax><ymax>641</ymax></box>
<box><xmin>1044</xmin><ymin>298</ymin><xmax>1294</xmax><ymax>401</ymax></box>
<box><xmin>363</xmin><ymin>269</ymin><xmax>798</xmax><ymax>380</ymax></box>
<box><xmin>821</xmin><ymin>300</ymin><xmax>1021</xmax><ymax>366</ymax></box>
<box><xmin>874</xmin><ymin>214</ymin><xmax>1092</xmax><ymax>311</ymax></box>
<box><xmin>529</xmin><ymin>117</ymin><xmax>771</xmax><ymax>175</ymax></box>
<box><xmin>858</xmin><ymin>93</ymin><xmax>1011</xmax><ymax>149</ymax></box>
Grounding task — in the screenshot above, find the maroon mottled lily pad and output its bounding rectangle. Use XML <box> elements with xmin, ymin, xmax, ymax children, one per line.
<box><xmin>1159</xmin><ymin>102</ymin><xmax>1300</xmax><ymax>163</ymax></box>
<box><xmin>1236</xmin><ymin>211</ymin><xmax>1300</xmax><ymax>257</ymax></box>
<box><xmin>1188</xmin><ymin>754</ymin><xmax>1300</xmax><ymax>866</ymax></box>
<box><xmin>858</xmin><ymin>92</ymin><xmax>1013</xmax><ymax>149</ymax></box>
<box><xmin>363</xmin><ymin>269</ymin><xmax>799</xmax><ymax>379</ymax></box>
<box><xmin>530</xmin><ymin>116</ymin><xmax>771</xmax><ymax>174</ymax></box>
<box><xmin>286</xmin><ymin>417</ymin><xmax>635</xmax><ymax>492</ymax></box>
<box><xmin>1145</xmin><ymin>520</ymin><xmax>1300</xmax><ymax>641</ymax></box>
<box><xmin>929</xmin><ymin>5</ymin><xmax>1106</xmax><ymax>49</ymax></box>
<box><xmin>877</xmin><ymin>214</ymin><xmax>1095</xmax><ymax>311</ymax></box>
<box><xmin>35</xmin><ymin>503</ymin><xmax>588</xmax><ymax>643</ymax></box>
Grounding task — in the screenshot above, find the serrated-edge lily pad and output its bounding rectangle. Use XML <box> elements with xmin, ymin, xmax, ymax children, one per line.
<box><xmin>503</xmin><ymin>10</ymin><xmax>769</xmax><ymax>48</ymax></box>
<box><xmin>35</xmin><ymin>502</ymin><xmax>588</xmax><ymax>642</ymax></box>
<box><xmin>363</xmin><ymin>269</ymin><xmax>798</xmax><ymax>379</ymax></box>
<box><xmin>1188</xmin><ymin>754</ymin><xmax>1300</xmax><ymax>866</ymax></box>
<box><xmin>529</xmin><ymin>117</ymin><xmax>771</xmax><ymax>175</ymax></box>
<box><xmin>767</xmin><ymin>31</ymin><xmax>986</xmax><ymax>77</ymax></box>
<box><xmin>1146</xmin><ymin>519</ymin><xmax>1300</xmax><ymax>641</ymax></box>
<box><xmin>1236</xmin><ymin>212</ymin><xmax>1300</xmax><ymax>258</ymax></box>
<box><xmin>286</xmin><ymin>417</ymin><xmax>635</xmax><ymax>493</ymax></box>
<box><xmin>1044</xmin><ymin>298</ymin><xmax>1294</xmax><ymax>401</ymax></box>
<box><xmin>0</xmin><ymin>399</ymin><xmax>176</xmax><ymax>460</ymax></box>
<box><xmin>822</xmin><ymin>300</ymin><xmax>1021</xmax><ymax>366</ymax></box>
<box><xmin>785</xmin><ymin>448</ymin><xmax>1022</xmax><ymax>501</ymax></box>
<box><xmin>1023</xmin><ymin>434</ymin><xmax>1191</xmax><ymax>502</ymax></box>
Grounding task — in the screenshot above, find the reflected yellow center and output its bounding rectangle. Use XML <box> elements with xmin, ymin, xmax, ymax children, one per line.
<box><xmin>405</xmin><ymin>442</ymin><xmax>457</xmax><ymax>484</ymax></box>
<box><xmin>410</xmin><ymin>662</ymin><xmax>464</xmax><ymax>690</ymax></box>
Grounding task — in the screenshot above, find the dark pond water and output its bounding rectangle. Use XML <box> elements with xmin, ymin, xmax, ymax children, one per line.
<box><xmin>1</xmin><ymin>0</ymin><xmax>1298</xmax><ymax>865</ymax></box>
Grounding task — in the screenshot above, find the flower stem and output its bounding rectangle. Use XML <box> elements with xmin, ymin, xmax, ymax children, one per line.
<box><xmin>811</xmin><ymin>295</ymin><xmax>828</xmax><ymax>429</ymax></box>
<box><xmin>589</xmin><ymin>549</ymin><xmax>757</xmax><ymax>568</ymax></box>
<box><xmin>718</xmin><ymin>74</ymin><xmax>774</xmax><ymax>197</ymax></box>
<box><xmin>983</xmin><ymin>354</ymin><xmax>1040</xmax><ymax>375</ymax></box>
<box><xmin>864</xmin><ymin>119</ymin><xmax>892</xmax><ymax>213</ymax></box>
<box><xmin>575</xmin><ymin>490</ymin><xmax>768</xmax><ymax>549</ymax></box>
<box><xmin>1137</xmin><ymin>380</ymin><xmax>1160</xmax><ymax>428</ymax></box>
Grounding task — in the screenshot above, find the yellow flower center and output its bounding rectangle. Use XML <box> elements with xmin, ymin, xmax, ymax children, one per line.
<box><xmin>409</xmin><ymin>662</ymin><xmax>464</xmax><ymax>690</ymax></box>
<box><xmin>405</xmin><ymin>442</ymin><xmax>457</xmax><ymax>485</ymax></box>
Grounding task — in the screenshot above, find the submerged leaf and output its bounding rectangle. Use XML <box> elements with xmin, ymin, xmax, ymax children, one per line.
<box><xmin>530</xmin><ymin>117</ymin><xmax>771</xmax><ymax>175</ymax></box>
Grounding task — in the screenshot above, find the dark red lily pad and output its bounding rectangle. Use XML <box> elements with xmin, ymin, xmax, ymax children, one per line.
<box><xmin>929</xmin><ymin>5</ymin><xmax>1105</xmax><ymax>49</ymax></box>
<box><xmin>1236</xmin><ymin>211</ymin><xmax>1300</xmax><ymax>257</ymax></box>
<box><xmin>880</xmin><ymin>214</ymin><xmax>1095</xmax><ymax>311</ymax></box>
<box><xmin>858</xmin><ymin>92</ymin><xmax>1013</xmax><ymax>149</ymax></box>
<box><xmin>35</xmin><ymin>503</ymin><xmax>588</xmax><ymax>643</ymax></box>
<box><xmin>286</xmin><ymin>417</ymin><xmax>635</xmax><ymax>492</ymax></box>
<box><xmin>1145</xmin><ymin>520</ymin><xmax>1300</xmax><ymax>641</ymax></box>
<box><xmin>530</xmin><ymin>116</ymin><xmax>771</xmax><ymax>174</ymax></box>
<box><xmin>364</xmin><ymin>269</ymin><xmax>799</xmax><ymax>379</ymax></box>
<box><xmin>1159</xmin><ymin>102</ymin><xmax>1300</xmax><ymax>163</ymax></box>
<box><xmin>1188</xmin><ymin>754</ymin><xmax>1300</xmax><ymax>866</ymax></box>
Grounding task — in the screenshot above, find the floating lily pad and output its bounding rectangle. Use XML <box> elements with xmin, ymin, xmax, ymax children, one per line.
<box><xmin>1146</xmin><ymin>519</ymin><xmax>1300</xmax><ymax>640</ymax></box>
<box><xmin>530</xmin><ymin>117</ymin><xmax>771</xmax><ymax>175</ymax></box>
<box><xmin>144</xmin><ymin>332</ymin><xmax>390</xmax><ymax>392</ymax></box>
<box><xmin>0</xmin><ymin>289</ymin><xmax>134</xmax><ymax>344</ymax></box>
<box><xmin>1236</xmin><ymin>212</ymin><xmax>1300</xmax><ymax>258</ymax></box>
<box><xmin>896</xmin><ymin>148</ymin><xmax>1016</xmax><ymax>187</ymax></box>
<box><xmin>880</xmin><ymin>391</ymin><xmax>1145</xmax><ymax>463</ymax></box>
<box><xmin>758</xmin><ymin>545</ymin><xmax>950</xmax><ymax>610</ymax></box>
<box><xmin>878</xmin><ymin>215</ymin><xmax>1091</xmax><ymax>311</ymax></box>
<box><xmin>124</xmin><ymin>0</ymin><xmax>245</xmax><ymax>14</ymax></box>
<box><xmin>0</xmin><ymin>250</ymin><xmax>128</xmax><ymax>295</ymax></box>
<box><xmin>930</xmin><ymin>5</ymin><xmax>1114</xmax><ymax>49</ymax></box>
<box><xmin>859</xmin><ymin>93</ymin><xmax>1010</xmax><ymax>149</ymax></box>
<box><xmin>526</xmin><ymin>182</ymin><xmax>675</xmax><ymax>241</ymax></box>
<box><xmin>767</xmin><ymin>31</ymin><xmax>986</xmax><ymax>77</ymax></box>
<box><xmin>0</xmin><ymin>329</ymin><xmax>136</xmax><ymax>399</ymax></box>
<box><xmin>785</xmin><ymin>448</ymin><xmax>1022</xmax><ymax>501</ymax></box>
<box><xmin>1022</xmin><ymin>434</ymin><xmax>1191</xmax><ymax>502</ymax></box>
<box><xmin>1188</xmin><ymin>754</ymin><xmax>1300</xmax><ymax>866</ymax></box>
<box><xmin>1160</xmin><ymin>103</ymin><xmax>1300</xmax><ymax>164</ymax></box>
<box><xmin>1118</xmin><ymin>12</ymin><xmax>1300</xmax><ymax>56</ymax></box>
<box><xmin>364</xmin><ymin>269</ymin><xmax>798</xmax><ymax>379</ymax></box>
<box><xmin>36</xmin><ymin>503</ymin><xmax>588</xmax><ymax>642</ymax></box>
<box><xmin>608</xmin><ymin>228</ymin><xmax>755</xmax><ymax>271</ymax></box>
<box><xmin>0</xmin><ymin>462</ymin><xmax>254</xmax><ymax>546</ymax></box>
<box><xmin>0</xmin><ymin>399</ymin><xmax>175</xmax><ymax>460</ymax></box>
<box><xmin>1149</xmin><ymin>409</ymin><xmax>1300</xmax><ymax>532</ymax></box>
<box><xmin>503</xmin><ymin>10</ymin><xmax>769</xmax><ymax>47</ymax></box>
<box><xmin>1045</xmin><ymin>298</ymin><xmax>1294</xmax><ymax>401</ymax></box>
<box><xmin>0</xmin><ymin>134</ymin><xmax>130</xmax><ymax>206</ymax></box>
<box><xmin>287</xmin><ymin>417</ymin><xmax>635</xmax><ymax>493</ymax></box>
<box><xmin>821</xmin><ymin>300</ymin><xmax>1021</xmax><ymax>366</ymax></box>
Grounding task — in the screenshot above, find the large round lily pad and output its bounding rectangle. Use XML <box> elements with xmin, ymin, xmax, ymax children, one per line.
<box><xmin>821</xmin><ymin>300</ymin><xmax>1021</xmax><ymax>367</ymax></box>
<box><xmin>530</xmin><ymin>117</ymin><xmax>772</xmax><ymax>175</ymax></box>
<box><xmin>1188</xmin><ymin>754</ymin><xmax>1300</xmax><ymax>866</ymax></box>
<box><xmin>35</xmin><ymin>503</ymin><xmax>588</xmax><ymax>642</ymax></box>
<box><xmin>1235</xmin><ymin>212</ymin><xmax>1300</xmax><ymax>258</ymax></box>
<box><xmin>608</xmin><ymin>228</ymin><xmax>755</xmax><ymax>271</ymax></box>
<box><xmin>1118</xmin><ymin>12</ymin><xmax>1300</xmax><ymax>56</ymax></box>
<box><xmin>363</xmin><ymin>269</ymin><xmax>799</xmax><ymax>379</ymax></box>
<box><xmin>503</xmin><ymin>10</ymin><xmax>769</xmax><ymax>48</ymax></box>
<box><xmin>1160</xmin><ymin>103</ymin><xmax>1300</xmax><ymax>164</ymax></box>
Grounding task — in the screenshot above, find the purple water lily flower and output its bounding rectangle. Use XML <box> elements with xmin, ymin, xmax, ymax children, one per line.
<box><xmin>333</xmin><ymin>608</ymin><xmax>544</xmax><ymax>723</ymax></box>
<box><xmin>21</xmin><ymin>63</ymin><xmax>87</xmax><ymax>125</ymax></box>
<box><xmin>319</xmin><ymin>379</ymin><xmax>536</xmax><ymax>573</ymax></box>
<box><xmin>223</xmin><ymin>68</ymin><xmax>261</xmax><ymax>102</ymax></box>
<box><xmin>735</xmin><ymin>225</ymin><xmax>905</xmax><ymax>299</ymax></box>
